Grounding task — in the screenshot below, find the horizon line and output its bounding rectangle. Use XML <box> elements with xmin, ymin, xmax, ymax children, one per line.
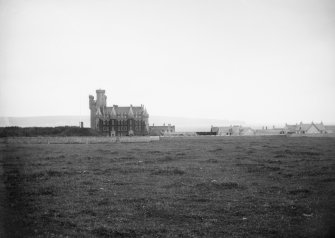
<box><xmin>1</xmin><ymin>115</ymin><xmax>334</xmax><ymax>126</ymax></box>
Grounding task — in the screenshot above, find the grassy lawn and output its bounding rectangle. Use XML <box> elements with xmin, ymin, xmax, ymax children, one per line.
<box><xmin>1</xmin><ymin>136</ymin><xmax>335</xmax><ymax>237</ymax></box>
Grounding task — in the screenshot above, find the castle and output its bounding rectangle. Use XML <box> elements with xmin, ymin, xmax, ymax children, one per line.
<box><xmin>89</xmin><ymin>89</ymin><xmax>149</xmax><ymax>136</ymax></box>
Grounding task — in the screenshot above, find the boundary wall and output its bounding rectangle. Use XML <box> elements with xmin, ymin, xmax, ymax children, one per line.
<box><xmin>0</xmin><ymin>136</ymin><xmax>160</xmax><ymax>144</ymax></box>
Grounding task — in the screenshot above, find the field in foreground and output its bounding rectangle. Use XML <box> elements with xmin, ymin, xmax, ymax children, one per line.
<box><xmin>1</xmin><ymin>136</ymin><xmax>335</xmax><ymax>237</ymax></box>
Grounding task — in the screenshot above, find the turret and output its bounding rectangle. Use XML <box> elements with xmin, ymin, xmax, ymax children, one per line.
<box><xmin>89</xmin><ymin>95</ymin><xmax>96</xmax><ymax>129</ymax></box>
<box><xmin>89</xmin><ymin>95</ymin><xmax>95</xmax><ymax>110</ymax></box>
<box><xmin>96</xmin><ymin>89</ymin><xmax>107</xmax><ymax>108</ymax></box>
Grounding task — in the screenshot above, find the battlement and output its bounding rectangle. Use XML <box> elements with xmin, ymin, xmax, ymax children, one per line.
<box><xmin>96</xmin><ymin>89</ymin><xmax>105</xmax><ymax>94</ymax></box>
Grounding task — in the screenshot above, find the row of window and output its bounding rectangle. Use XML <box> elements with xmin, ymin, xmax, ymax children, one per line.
<box><xmin>161</xmin><ymin>130</ymin><xmax>174</xmax><ymax>133</ymax></box>
<box><xmin>115</xmin><ymin>114</ymin><xmax>143</xmax><ymax>117</ymax></box>
<box><xmin>102</xmin><ymin>120</ymin><xmax>144</xmax><ymax>126</ymax></box>
<box><xmin>102</xmin><ymin>126</ymin><xmax>143</xmax><ymax>132</ymax></box>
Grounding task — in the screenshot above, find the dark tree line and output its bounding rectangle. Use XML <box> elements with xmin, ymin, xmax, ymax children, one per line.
<box><xmin>0</xmin><ymin>126</ymin><xmax>101</xmax><ymax>137</ymax></box>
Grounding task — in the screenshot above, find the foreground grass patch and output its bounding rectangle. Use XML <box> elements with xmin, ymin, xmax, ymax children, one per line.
<box><xmin>1</xmin><ymin>136</ymin><xmax>335</xmax><ymax>237</ymax></box>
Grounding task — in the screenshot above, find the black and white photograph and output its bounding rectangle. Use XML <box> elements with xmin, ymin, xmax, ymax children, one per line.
<box><xmin>1</xmin><ymin>0</ymin><xmax>335</xmax><ymax>237</ymax></box>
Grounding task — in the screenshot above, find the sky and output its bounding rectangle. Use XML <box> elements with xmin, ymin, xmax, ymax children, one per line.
<box><xmin>0</xmin><ymin>0</ymin><xmax>335</xmax><ymax>125</ymax></box>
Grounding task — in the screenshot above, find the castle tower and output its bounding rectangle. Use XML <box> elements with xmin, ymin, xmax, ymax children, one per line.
<box><xmin>89</xmin><ymin>95</ymin><xmax>96</xmax><ymax>129</ymax></box>
<box><xmin>89</xmin><ymin>89</ymin><xmax>107</xmax><ymax>130</ymax></box>
<box><xmin>96</xmin><ymin>89</ymin><xmax>107</xmax><ymax>108</ymax></box>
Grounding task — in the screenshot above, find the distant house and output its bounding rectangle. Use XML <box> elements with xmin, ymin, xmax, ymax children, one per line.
<box><xmin>284</xmin><ymin>124</ymin><xmax>298</xmax><ymax>134</ymax></box>
<box><xmin>240</xmin><ymin>127</ymin><xmax>256</xmax><ymax>136</ymax></box>
<box><xmin>149</xmin><ymin>124</ymin><xmax>175</xmax><ymax>136</ymax></box>
<box><xmin>210</xmin><ymin>127</ymin><xmax>219</xmax><ymax>134</ymax></box>
<box><xmin>211</xmin><ymin>125</ymin><xmax>255</xmax><ymax>136</ymax></box>
<box><xmin>284</xmin><ymin>122</ymin><xmax>327</xmax><ymax>134</ymax></box>
<box><xmin>230</xmin><ymin>125</ymin><xmax>241</xmax><ymax>136</ymax></box>
<box><xmin>255</xmin><ymin>128</ymin><xmax>285</xmax><ymax>135</ymax></box>
<box><xmin>325</xmin><ymin>125</ymin><xmax>335</xmax><ymax>134</ymax></box>
<box><xmin>211</xmin><ymin>126</ymin><xmax>230</xmax><ymax>136</ymax></box>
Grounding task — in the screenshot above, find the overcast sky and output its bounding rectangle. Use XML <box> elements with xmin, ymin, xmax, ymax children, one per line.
<box><xmin>1</xmin><ymin>0</ymin><xmax>334</xmax><ymax>125</ymax></box>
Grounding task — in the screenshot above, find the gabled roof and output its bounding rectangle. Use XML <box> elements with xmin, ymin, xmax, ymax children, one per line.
<box><xmin>297</xmin><ymin>122</ymin><xmax>326</xmax><ymax>132</ymax></box>
<box><xmin>299</xmin><ymin>123</ymin><xmax>312</xmax><ymax>131</ymax></box>
<box><xmin>107</xmin><ymin>107</ymin><xmax>117</xmax><ymax>118</ymax></box>
<box><xmin>107</xmin><ymin>106</ymin><xmax>143</xmax><ymax>114</ymax></box>
<box><xmin>128</xmin><ymin>106</ymin><xmax>134</xmax><ymax>118</ymax></box>
<box><xmin>314</xmin><ymin>123</ymin><xmax>326</xmax><ymax>131</ymax></box>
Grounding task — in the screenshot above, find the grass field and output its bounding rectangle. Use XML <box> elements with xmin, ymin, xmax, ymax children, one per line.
<box><xmin>1</xmin><ymin>136</ymin><xmax>335</xmax><ymax>237</ymax></box>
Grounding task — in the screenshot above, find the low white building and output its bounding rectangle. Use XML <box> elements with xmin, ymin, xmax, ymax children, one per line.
<box><xmin>211</xmin><ymin>126</ymin><xmax>255</xmax><ymax>136</ymax></box>
<box><xmin>284</xmin><ymin>122</ymin><xmax>327</xmax><ymax>134</ymax></box>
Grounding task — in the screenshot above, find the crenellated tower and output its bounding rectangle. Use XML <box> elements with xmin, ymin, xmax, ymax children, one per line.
<box><xmin>96</xmin><ymin>89</ymin><xmax>107</xmax><ymax>108</ymax></box>
<box><xmin>89</xmin><ymin>89</ymin><xmax>107</xmax><ymax>130</ymax></box>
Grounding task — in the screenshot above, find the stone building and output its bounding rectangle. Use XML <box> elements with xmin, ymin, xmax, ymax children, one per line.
<box><xmin>89</xmin><ymin>89</ymin><xmax>149</xmax><ymax>136</ymax></box>
<box><xmin>211</xmin><ymin>125</ymin><xmax>255</xmax><ymax>136</ymax></box>
<box><xmin>149</xmin><ymin>124</ymin><xmax>175</xmax><ymax>136</ymax></box>
<box><xmin>284</xmin><ymin>122</ymin><xmax>326</xmax><ymax>134</ymax></box>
